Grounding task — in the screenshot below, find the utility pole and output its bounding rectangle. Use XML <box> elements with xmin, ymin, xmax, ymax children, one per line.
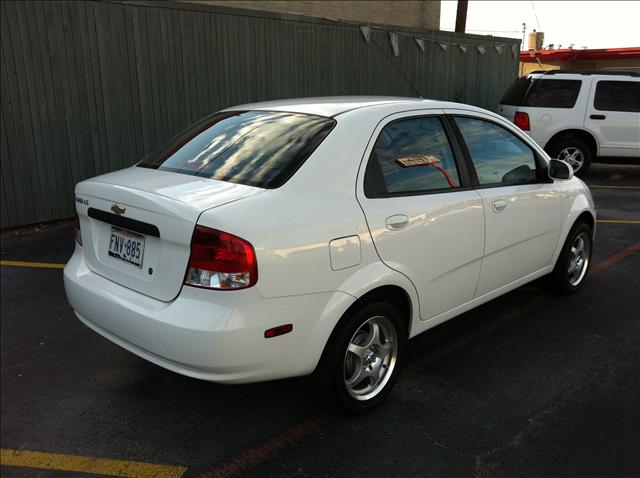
<box><xmin>520</xmin><ymin>22</ymin><xmax>526</xmax><ymax>75</ymax></box>
<box><xmin>455</xmin><ymin>0</ymin><xmax>468</xmax><ymax>33</ymax></box>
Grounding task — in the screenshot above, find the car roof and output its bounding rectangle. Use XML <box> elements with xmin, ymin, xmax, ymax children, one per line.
<box><xmin>527</xmin><ymin>70</ymin><xmax>640</xmax><ymax>80</ymax></box>
<box><xmin>223</xmin><ymin>96</ymin><xmax>479</xmax><ymax>117</ymax></box>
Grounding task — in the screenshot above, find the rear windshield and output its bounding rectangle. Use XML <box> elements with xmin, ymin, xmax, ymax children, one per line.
<box><xmin>500</xmin><ymin>76</ymin><xmax>532</xmax><ymax>106</ymax></box>
<box><xmin>137</xmin><ymin>110</ymin><xmax>336</xmax><ymax>188</ymax></box>
<box><xmin>524</xmin><ymin>79</ymin><xmax>582</xmax><ymax>108</ymax></box>
<box><xmin>500</xmin><ymin>77</ymin><xmax>583</xmax><ymax>108</ymax></box>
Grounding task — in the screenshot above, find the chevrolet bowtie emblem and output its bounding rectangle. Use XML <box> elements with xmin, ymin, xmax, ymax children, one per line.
<box><xmin>111</xmin><ymin>204</ymin><xmax>126</xmax><ymax>216</ymax></box>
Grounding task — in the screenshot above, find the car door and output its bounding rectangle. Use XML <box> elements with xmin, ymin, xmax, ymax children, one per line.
<box><xmin>357</xmin><ymin>111</ymin><xmax>485</xmax><ymax>321</ymax></box>
<box><xmin>584</xmin><ymin>79</ymin><xmax>640</xmax><ymax>157</ymax></box>
<box><xmin>446</xmin><ymin>110</ymin><xmax>563</xmax><ymax>297</ymax></box>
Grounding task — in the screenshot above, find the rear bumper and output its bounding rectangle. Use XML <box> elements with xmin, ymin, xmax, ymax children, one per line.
<box><xmin>64</xmin><ymin>246</ymin><xmax>344</xmax><ymax>383</ymax></box>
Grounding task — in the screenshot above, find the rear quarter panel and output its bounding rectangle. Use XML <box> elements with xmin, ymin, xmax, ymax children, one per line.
<box><xmin>196</xmin><ymin>111</ymin><xmax>386</xmax><ymax>300</ymax></box>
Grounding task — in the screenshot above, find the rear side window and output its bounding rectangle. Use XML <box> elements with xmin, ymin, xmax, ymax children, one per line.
<box><xmin>500</xmin><ymin>76</ymin><xmax>532</xmax><ymax>106</ymax></box>
<box><xmin>365</xmin><ymin>117</ymin><xmax>460</xmax><ymax>196</ymax></box>
<box><xmin>138</xmin><ymin>111</ymin><xmax>335</xmax><ymax>188</ymax></box>
<box><xmin>594</xmin><ymin>81</ymin><xmax>640</xmax><ymax>112</ymax></box>
<box><xmin>524</xmin><ymin>79</ymin><xmax>582</xmax><ymax>108</ymax></box>
<box><xmin>455</xmin><ymin>117</ymin><xmax>537</xmax><ymax>186</ymax></box>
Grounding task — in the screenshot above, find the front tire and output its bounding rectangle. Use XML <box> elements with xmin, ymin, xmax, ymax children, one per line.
<box><xmin>314</xmin><ymin>301</ymin><xmax>406</xmax><ymax>414</ymax></box>
<box><xmin>547</xmin><ymin>222</ymin><xmax>593</xmax><ymax>294</ymax></box>
<box><xmin>547</xmin><ymin>138</ymin><xmax>593</xmax><ymax>176</ymax></box>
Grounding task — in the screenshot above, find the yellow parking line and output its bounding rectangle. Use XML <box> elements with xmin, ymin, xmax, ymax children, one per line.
<box><xmin>589</xmin><ymin>185</ymin><xmax>640</xmax><ymax>189</ymax></box>
<box><xmin>597</xmin><ymin>219</ymin><xmax>640</xmax><ymax>224</ymax></box>
<box><xmin>0</xmin><ymin>260</ymin><xmax>65</xmax><ymax>269</ymax></box>
<box><xmin>0</xmin><ymin>449</ymin><xmax>187</xmax><ymax>478</ymax></box>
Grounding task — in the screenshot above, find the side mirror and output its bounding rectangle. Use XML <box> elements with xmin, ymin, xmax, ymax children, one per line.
<box><xmin>548</xmin><ymin>159</ymin><xmax>574</xmax><ymax>181</ymax></box>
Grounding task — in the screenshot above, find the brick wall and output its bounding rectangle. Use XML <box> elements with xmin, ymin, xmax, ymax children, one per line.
<box><xmin>184</xmin><ymin>1</ymin><xmax>441</xmax><ymax>30</ymax></box>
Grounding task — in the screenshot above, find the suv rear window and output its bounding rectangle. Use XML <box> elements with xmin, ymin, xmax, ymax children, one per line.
<box><xmin>137</xmin><ymin>111</ymin><xmax>336</xmax><ymax>188</ymax></box>
<box><xmin>500</xmin><ymin>76</ymin><xmax>532</xmax><ymax>106</ymax></box>
<box><xmin>594</xmin><ymin>81</ymin><xmax>640</xmax><ymax>112</ymax></box>
<box><xmin>524</xmin><ymin>79</ymin><xmax>582</xmax><ymax>108</ymax></box>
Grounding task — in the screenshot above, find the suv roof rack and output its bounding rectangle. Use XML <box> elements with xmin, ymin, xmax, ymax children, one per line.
<box><xmin>528</xmin><ymin>69</ymin><xmax>640</xmax><ymax>77</ymax></box>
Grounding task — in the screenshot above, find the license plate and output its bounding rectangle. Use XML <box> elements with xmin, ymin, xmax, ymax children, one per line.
<box><xmin>108</xmin><ymin>226</ymin><xmax>145</xmax><ymax>268</ymax></box>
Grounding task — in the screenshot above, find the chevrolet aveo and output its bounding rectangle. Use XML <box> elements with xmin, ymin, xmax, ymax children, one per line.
<box><xmin>64</xmin><ymin>97</ymin><xmax>596</xmax><ymax>413</ymax></box>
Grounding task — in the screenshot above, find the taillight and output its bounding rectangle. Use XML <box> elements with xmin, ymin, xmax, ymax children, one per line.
<box><xmin>514</xmin><ymin>111</ymin><xmax>530</xmax><ymax>131</ymax></box>
<box><xmin>184</xmin><ymin>226</ymin><xmax>257</xmax><ymax>290</ymax></box>
<box><xmin>74</xmin><ymin>210</ymin><xmax>82</xmax><ymax>245</ymax></box>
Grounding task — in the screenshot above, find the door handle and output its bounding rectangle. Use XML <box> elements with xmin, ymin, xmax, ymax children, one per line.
<box><xmin>385</xmin><ymin>214</ymin><xmax>409</xmax><ymax>231</ymax></box>
<box><xmin>590</xmin><ymin>114</ymin><xmax>606</xmax><ymax>120</ymax></box>
<box><xmin>492</xmin><ymin>199</ymin><xmax>508</xmax><ymax>213</ymax></box>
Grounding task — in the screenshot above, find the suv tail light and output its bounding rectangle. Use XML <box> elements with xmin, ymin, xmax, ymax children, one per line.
<box><xmin>514</xmin><ymin>111</ymin><xmax>530</xmax><ymax>131</ymax></box>
<box><xmin>74</xmin><ymin>211</ymin><xmax>82</xmax><ymax>245</ymax></box>
<box><xmin>184</xmin><ymin>226</ymin><xmax>257</xmax><ymax>290</ymax></box>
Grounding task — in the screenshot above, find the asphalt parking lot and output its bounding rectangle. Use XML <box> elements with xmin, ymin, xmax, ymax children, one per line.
<box><xmin>1</xmin><ymin>163</ymin><xmax>639</xmax><ymax>478</ymax></box>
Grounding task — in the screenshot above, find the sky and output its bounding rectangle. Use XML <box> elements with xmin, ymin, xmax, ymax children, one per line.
<box><xmin>440</xmin><ymin>1</ymin><xmax>640</xmax><ymax>50</ymax></box>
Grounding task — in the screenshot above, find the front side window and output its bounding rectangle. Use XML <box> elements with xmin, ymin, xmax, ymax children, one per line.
<box><xmin>524</xmin><ymin>79</ymin><xmax>582</xmax><ymax>108</ymax></box>
<box><xmin>364</xmin><ymin>117</ymin><xmax>460</xmax><ymax>196</ymax></box>
<box><xmin>454</xmin><ymin>117</ymin><xmax>538</xmax><ymax>186</ymax></box>
<box><xmin>138</xmin><ymin>111</ymin><xmax>335</xmax><ymax>188</ymax></box>
<box><xmin>594</xmin><ymin>81</ymin><xmax>640</xmax><ymax>112</ymax></box>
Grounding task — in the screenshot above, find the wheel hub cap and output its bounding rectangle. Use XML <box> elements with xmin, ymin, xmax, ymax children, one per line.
<box><xmin>558</xmin><ymin>147</ymin><xmax>585</xmax><ymax>172</ymax></box>
<box><xmin>363</xmin><ymin>349</ymin><xmax>376</xmax><ymax>366</ymax></box>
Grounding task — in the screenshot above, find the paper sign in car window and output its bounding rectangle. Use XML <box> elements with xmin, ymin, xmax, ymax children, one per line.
<box><xmin>394</xmin><ymin>154</ymin><xmax>458</xmax><ymax>188</ymax></box>
<box><xmin>395</xmin><ymin>154</ymin><xmax>440</xmax><ymax>168</ymax></box>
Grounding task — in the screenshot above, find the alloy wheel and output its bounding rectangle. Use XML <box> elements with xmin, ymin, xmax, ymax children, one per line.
<box><xmin>568</xmin><ymin>232</ymin><xmax>591</xmax><ymax>286</ymax></box>
<box><xmin>343</xmin><ymin>315</ymin><xmax>398</xmax><ymax>401</ymax></box>
<box><xmin>558</xmin><ymin>147</ymin><xmax>585</xmax><ymax>172</ymax></box>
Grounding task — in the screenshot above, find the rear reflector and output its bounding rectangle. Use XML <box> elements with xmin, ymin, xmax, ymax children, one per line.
<box><xmin>264</xmin><ymin>324</ymin><xmax>293</xmax><ymax>338</ymax></box>
<box><xmin>74</xmin><ymin>210</ymin><xmax>82</xmax><ymax>246</ymax></box>
<box><xmin>514</xmin><ymin>111</ymin><xmax>530</xmax><ymax>131</ymax></box>
<box><xmin>184</xmin><ymin>225</ymin><xmax>257</xmax><ymax>290</ymax></box>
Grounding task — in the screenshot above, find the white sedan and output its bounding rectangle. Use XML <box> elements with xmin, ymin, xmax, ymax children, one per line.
<box><xmin>64</xmin><ymin>97</ymin><xmax>596</xmax><ymax>413</ymax></box>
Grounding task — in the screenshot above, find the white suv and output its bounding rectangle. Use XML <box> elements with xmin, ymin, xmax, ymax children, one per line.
<box><xmin>498</xmin><ymin>70</ymin><xmax>640</xmax><ymax>175</ymax></box>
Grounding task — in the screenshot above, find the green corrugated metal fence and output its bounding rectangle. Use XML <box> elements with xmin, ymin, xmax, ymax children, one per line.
<box><xmin>0</xmin><ymin>0</ymin><xmax>519</xmax><ymax>228</ymax></box>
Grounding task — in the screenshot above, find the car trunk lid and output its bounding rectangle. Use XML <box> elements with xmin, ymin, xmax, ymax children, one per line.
<box><xmin>75</xmin><ymin>167</ymin><xmax>263</xmax><ymax>301</ymax></box>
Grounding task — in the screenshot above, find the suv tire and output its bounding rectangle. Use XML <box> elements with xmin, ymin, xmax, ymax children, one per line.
<box><xmin>547</xmin><ymin>137</ymin><xmax>593</xmax><ymax>176</ymax></box>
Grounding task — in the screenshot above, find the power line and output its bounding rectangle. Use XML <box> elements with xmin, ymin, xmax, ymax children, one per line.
<box><xmin>530</xmin><ymin>1</ymin><xmax>542</xmax><ymax>30</ymax></box>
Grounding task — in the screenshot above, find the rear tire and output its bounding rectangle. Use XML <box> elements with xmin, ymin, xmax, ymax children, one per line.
<box><xmin>546</xmin><ymin>222</ymin><xmax>593</xmax><ymax>294</ymax></box>
<box><xmin>547</xmin><ymin>138</ymin><xmax>593</xmax><ymax>176</ymax></box>
<box><xmin>313</xmin><ymin>301</ymin><xmax>406</xmax><ymax>414</ymax></box>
